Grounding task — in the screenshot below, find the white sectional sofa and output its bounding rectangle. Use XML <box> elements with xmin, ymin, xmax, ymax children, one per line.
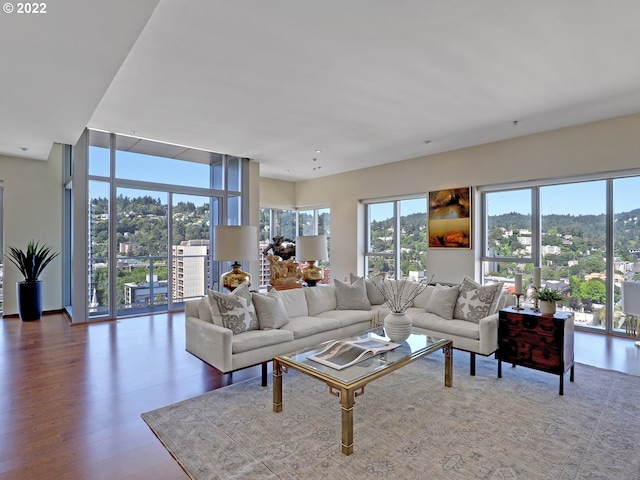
<box><xmin>185</xmin><ymin>276</ymin><xmax>511</xmax><ymax>384</ymax></box>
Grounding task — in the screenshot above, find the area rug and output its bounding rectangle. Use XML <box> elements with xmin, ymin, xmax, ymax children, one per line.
<box><xmin>142</xmin><ymin>353</ymin><xmax>640</xmax><ymax>479</ymax></box>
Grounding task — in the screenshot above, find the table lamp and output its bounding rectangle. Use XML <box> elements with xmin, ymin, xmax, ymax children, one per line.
<box><xmin>295</xmin><ymin>235</ymin><xmax>328</xmax><ymax>286</ymax></box>
<box><xmin>213</xmin><ymin>225</ymin><xmax>259</xmax><ymax>291</ymax></box>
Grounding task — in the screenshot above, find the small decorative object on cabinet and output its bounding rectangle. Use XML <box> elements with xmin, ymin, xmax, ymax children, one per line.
<box><xmin>532</xmin><ymin>286</ymin><xmax>563</xmax><ymax>316</ymax></box>
<box><xmin>497</xmin><ymin>306</ymin><xmax>574</xmax><ymax>395</ymax></box>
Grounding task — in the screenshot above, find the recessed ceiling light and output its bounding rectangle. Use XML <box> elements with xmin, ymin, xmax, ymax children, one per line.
<box><xmin>315</xmin><ymin>149</ymin><xmax>322</xmax><ymax>154</ymax></box>
<box><xmin>423</xmin><ymin>140</ymin><xmax>432</xmax><ymax>145</ymax></box>
<box><xmin>19</xmin><ymin>147</ymin><xmax>29</xmax><ymax>151</ymax></box>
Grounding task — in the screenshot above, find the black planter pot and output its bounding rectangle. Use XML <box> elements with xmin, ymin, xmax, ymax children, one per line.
<box><xmin>16</xmin><ymin>281</ymin><xmax>43</xmax><ymax>321</ymax></box>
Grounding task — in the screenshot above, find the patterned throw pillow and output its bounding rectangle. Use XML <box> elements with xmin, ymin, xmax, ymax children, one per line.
<box><xmin>209</xmin><ymin>283</ymin><xmax>259</xmax><ymax>334</ymax></box>
<box><xmin>454</xmin><ymin>280</ymin><xmax>502</xmax><ymax>323</ymax></box>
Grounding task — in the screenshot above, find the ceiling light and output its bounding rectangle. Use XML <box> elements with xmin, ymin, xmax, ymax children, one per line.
<box><xmin>423</xmin><ymin>140</ymin><xmax>432</xmax><ymax>145</ymax></box>
<box><xmin>19</xmin><ymin>147</ymin><xmax>29</xmax><ymax>151</ymax></box>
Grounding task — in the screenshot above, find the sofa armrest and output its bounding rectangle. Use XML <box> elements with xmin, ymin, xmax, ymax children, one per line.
<box><xmin>185</xmin><ymin>315</ymin><xmax>234</xmax><ymax>373</ymax></box>
<box><xmin>478</xmin><ymin>312</ymin><xmax>499</xmax><ymax>354</ymax></box>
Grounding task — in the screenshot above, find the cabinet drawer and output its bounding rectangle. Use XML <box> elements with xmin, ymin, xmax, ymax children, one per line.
<box><xmin>500</xmin><ymin>312</ymin><xmax>560</xmax><ymax>338</ymax></box>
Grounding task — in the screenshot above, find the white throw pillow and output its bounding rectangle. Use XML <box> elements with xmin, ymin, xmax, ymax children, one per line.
<box><xmin>335</xmin><ymin>277</ymin><xmax>371</xmax><ymax>311</ymax></box>
<box><xmin>426</xmin><ymin>283</ymin><xmax>460</xmax><ymax>319</ymax></box>
<box><xmin>251</xmin><ymin>289</ymin><xmax>289</xmax><ymax>329</ymax></box>
<box><xmin>208</xmin><ymin>283</ymin><xmax>259</xmax><ymax>334</ymax></box>
<box><xmin>412</xmin><ymin>285</ymin><xmax>435</xmax><ymax>310</ymax></box>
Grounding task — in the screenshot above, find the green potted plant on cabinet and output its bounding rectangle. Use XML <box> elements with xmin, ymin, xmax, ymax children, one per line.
<box><xmin>533</xmin><ymin>286</ymin><xmax>564</xmax><ymax>316</ymax></box>
<box><xmin>4</xmin><ymin>240</ymin><xmax>59</xmax><ymax>321</ymax></box>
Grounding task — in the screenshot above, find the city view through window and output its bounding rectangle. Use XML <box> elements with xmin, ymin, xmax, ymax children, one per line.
<box><xmin>484</xmin><ymin>177</ymin><xmax>640</xmax><ymax>333</ymax></box>
<box><xmin>87</xmin><ymin>131</ymin><xmax>243</xmax><ymax>319</ymax></box>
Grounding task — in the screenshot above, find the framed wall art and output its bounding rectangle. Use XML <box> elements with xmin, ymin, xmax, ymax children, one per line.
<box><xmin>428</xmin><ymin>187</ymin><xmax>471</xmax><ymax>249</ymax></box>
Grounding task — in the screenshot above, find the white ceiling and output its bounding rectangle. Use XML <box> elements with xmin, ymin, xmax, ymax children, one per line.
<box><xmin>3</xmin><ymin>1</ymin><xmax>640</xmax><ymax>182</ymax></box>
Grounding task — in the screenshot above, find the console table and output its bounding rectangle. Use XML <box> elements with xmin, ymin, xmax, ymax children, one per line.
<box><xmin>497</xmin><ymin>306</ymin><xmax>574</xmax><ymax>395</ymax></box>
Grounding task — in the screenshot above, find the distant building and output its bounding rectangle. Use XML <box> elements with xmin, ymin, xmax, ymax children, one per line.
<box><xmin>172</xmin><ymin>240</ymin><xmax>210</xmax><ymax>300</ymax></box>
<box><xmin>124</xmin><ymin>275</ymin><xmax>168</xmax><ymax>307</ymax></box>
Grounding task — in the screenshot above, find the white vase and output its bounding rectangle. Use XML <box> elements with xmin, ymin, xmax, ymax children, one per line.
<box><xmin>539</xmin><ymin>300</ymin><xmax>556</xmax><ymax>316</ymax></box>
<box><xmin>384</xmin><ymin>312</ymin><xmax>412</xmax><ymax>342</ymax></box>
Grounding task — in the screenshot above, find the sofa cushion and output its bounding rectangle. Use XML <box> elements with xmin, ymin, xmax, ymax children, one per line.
<box><xmin>251</xmin><ymin>289</ymin><xmax>289</xmax><ymax>329</ymax></box>
<box><xmin>208</xmin><ymin>283</ymin><xmax>259</xmax><ymax>334</ymax></box>
<box><xmin>278</xmin><ymin>287</ymin><xmax>309</xmax><ymax>318</ymax></box>
<box><xmin>454</xmin><ymin>281</ymin><xmax>502</xmax><ymax>323</ymax></box>
<box><xmin>411</xmin><ymin>312</ymin><xmax>480</xmax><ymax>340</ymax></box>
<box><xmin>426</xmin><ymin>283</ymin><xmax>460</xmax><ymax>319</ymax></box>
<box><xmin>232</xmin><ymin>329</ymin><xmax>295</xmax><ymax>354</ymax></box>
<box><xmin>412</xmin><ymin>285</ymin><xmax>435</xmax><ymax>310</ymax></box>
<box><xmin>314</xmin><ymin>309</ymin><xmax>374</xmax><ymax>328</ymax></box>
<box><xmin>280</xmin><ymin>316</ymin><xmax>342</xmax><ymax>339</ymax></box>
<box><xmin>198</xmin><ymin>297</ymin><xmax>214</xmax><ymax>324</ymax></box>
<box><xmin>305</xmin><ymin>285</ymin><xmax>338</xmax><ymax>316</ymax></box>
<box><xmin>335</xmin><ymin>278</ymin><xmax>371</xmax><ymax>310</ymax></box>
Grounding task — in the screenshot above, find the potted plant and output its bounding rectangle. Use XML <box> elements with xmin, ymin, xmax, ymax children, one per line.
<box><xmin>533</xmin><ymin>286</ymin><xmax>563</xmax><ymax>316</ymax></box>
<box><xmin>4</xmin><ymin>240</ymin><xmax>59</xmax><ymax>321</ymax></box>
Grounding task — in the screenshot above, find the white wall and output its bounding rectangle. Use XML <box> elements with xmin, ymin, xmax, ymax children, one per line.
<box><xmin>0</xmin><ymin>146</ymin><xmax>63</xmax><ymax>315</ymax></box>
<box><xmin>284</xmin><ymin>113</ymin><xmax>640</xmax><ymax>283</ymax></box>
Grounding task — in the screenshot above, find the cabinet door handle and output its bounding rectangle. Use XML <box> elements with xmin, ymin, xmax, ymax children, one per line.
<box><xmin>523</xmin><ymin>318</ymin><xmax>537</xmax><ymax>329</ymax></box>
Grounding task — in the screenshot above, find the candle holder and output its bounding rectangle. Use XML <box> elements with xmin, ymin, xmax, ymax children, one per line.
<box><xmin>532</xmin><ymin>287</ymin><xmax>540</xmax><ymax>312</ymax></box>
<box><xmin>513</xmin><ymin>293</ymin><xmax>524</xmax><ymax>310</ymax></box>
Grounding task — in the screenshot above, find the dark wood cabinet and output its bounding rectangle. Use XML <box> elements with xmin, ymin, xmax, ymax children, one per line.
<box><xmin>497</xmin><ymin>306</ymin><xmax>574</xmax><ymax>394</ymax></box>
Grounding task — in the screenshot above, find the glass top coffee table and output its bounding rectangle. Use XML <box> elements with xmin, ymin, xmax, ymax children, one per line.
<box><xmin>272</xmin><ymin>328</ymin><xmax>453</xmax><ymax>455</ymax></box>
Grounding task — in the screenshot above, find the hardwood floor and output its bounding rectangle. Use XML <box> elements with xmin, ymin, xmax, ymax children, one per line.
<box><xmin>1</xmin><ymin>312</ymin><xmax>639</xmax><ymax>479</ymax></box>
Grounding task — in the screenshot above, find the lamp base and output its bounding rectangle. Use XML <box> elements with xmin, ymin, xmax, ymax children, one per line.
<box><xmin>221</xmin><ymin>262</ymin><xmax>251</xmax><ymax>291</ymax></box>
<box><xmin>302</xmin><ymin>261</ymin><xmax>323</xmax><ymax>287</ymax></box>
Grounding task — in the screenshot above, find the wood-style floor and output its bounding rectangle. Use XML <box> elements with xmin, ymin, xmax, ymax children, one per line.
<box><xmin>1</xmin><ymin>312</ymin><xmax>639</xmax><ymax>479</ymax></box>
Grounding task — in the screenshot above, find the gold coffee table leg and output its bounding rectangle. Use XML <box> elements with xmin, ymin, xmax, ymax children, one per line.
<box><xmin>443</xmin><ymin>342</ymin><xmax>453</xmax><ymax>387</ymax></box>
<box><xmin>340</xmin><ymin>388</ymin><xmax>355</xmax><ymax>455</ymax></box>
<box><xmin>273</xmin><ymin>359</ymin><xmax>283</xmax><ymax>412</ymax></box>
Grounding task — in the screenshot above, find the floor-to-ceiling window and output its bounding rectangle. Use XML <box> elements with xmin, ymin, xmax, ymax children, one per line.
<box><xmin>78</xmin><ymin>130</ymin><xmax>247</xmax><ymax>321</ymax></box>
<box><xmin>482</xmin><ymin>172</ymin><xmax>640</xmax><ymax>335</ymax></box>
<box><xmin>364</xmin><ymin>197</ymin><xmax>427</xmax><ymax>279</ymax></box>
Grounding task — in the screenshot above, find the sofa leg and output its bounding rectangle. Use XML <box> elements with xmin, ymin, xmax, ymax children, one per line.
<box><xmin>470</xmin><ymin>353</ymin><xmax>476</xmax><ymax>376</ymax></box>
<box><xmin>261</xmin><ymin>362</ymin><xmax>268</xmax><ymax>387</ymax></box>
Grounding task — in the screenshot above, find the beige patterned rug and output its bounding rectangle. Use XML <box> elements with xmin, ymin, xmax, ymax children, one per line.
<box><xmin>142</xmin><ymin>352</ymin><xmax>640</xmax><ymax>479</ymax></box>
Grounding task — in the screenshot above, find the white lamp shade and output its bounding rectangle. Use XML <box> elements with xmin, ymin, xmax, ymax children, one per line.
<box><xmin>295</xmin><ymin>235</ymin><xmax>328</xmax><ymax>261</ymax></box>
<box><xmin>213</xmin><ymin>225</ymin><xmax>259</xmax><ymax>261</ymax></box>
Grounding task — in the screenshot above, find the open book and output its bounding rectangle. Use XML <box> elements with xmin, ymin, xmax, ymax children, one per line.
<box><xmin>308</xmin><ymin>338</ymin><xmax>400</xmax><ymax>370</ymax></box>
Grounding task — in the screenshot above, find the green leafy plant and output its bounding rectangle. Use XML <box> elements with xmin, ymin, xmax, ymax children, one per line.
<box><xmin>533</xmin><ymin>286</ymin><xmax>564</xmax><ymax>303</ymax></box>
<box><xmin>4</xmin><ymin>240</ymin><xmax>60</xmax><ymax>283</ymax></box>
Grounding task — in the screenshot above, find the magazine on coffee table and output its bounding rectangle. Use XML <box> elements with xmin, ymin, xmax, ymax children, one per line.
<box><xmin>308</xmin><ymin>338</ymin><xmax>400</xmax><ymax>370</ymax></box>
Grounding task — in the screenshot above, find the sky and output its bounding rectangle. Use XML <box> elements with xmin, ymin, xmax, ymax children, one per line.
<box><xmin>489</xmin><ymin>178</ymin><xmax>640</xmax><ymax>216</ymax></box>
<box><xmin>90</xmin><ymin>146</ymin><xmax>640</xmax><ymax>218</ymax></box>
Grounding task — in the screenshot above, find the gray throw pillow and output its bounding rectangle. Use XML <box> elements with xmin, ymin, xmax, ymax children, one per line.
<box><xmin>426</xmin><ymin>283</ymin><xmax>460</xmax><ymax>319</ymax></box>
<box><xmin>350</xmin><ymin>273</ymin><xmax>385</xmax><ymax>305</ymax></box>
<box><xmin>208</xmin><ymin>283</ymin><xmax>259</xmax><ymax>334</ymax></box>
<box><xmin>335</xmin><ymin>277</ymin><xmax>372</xmax><ymax>311</ymax></box>
<box><xmin>251</xmin><ymin>289</ymin><xmax>289</xmax><ymax>329</ymax></box>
